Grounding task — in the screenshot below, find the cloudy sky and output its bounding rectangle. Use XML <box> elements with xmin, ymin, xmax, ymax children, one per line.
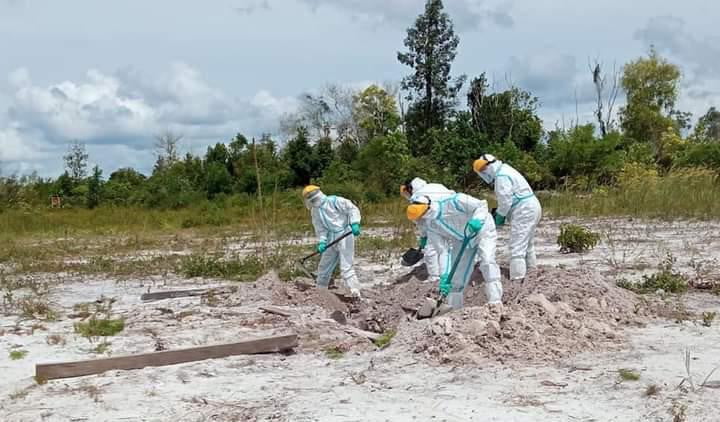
<box><xmin>0</xmin><ymin>0</ymin><xmax>718</xmax><ymax>177</ymax></box>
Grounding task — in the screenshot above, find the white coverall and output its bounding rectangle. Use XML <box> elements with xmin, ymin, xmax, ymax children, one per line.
<box><xmin>407</xmin><ymin>177</ymin><xmax>455</xmax><ymax>283</ymax></box>
<box><xmin>417</xmin><ymin>193</ymin><xmax>502</xmax><ymax>309</ymax></box>
<box><xmin>309</xmin><ymin>193</ymin><xmax>362</xmax><ymax>293</ymax></box>
<box><xmin>481</xmin><ymin>161</ymin><xmax>542</xmax><ymax>281</ymax></box>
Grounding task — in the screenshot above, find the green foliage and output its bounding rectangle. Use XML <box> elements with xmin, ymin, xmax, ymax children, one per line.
<box><xmin>354</xmin><ymin>132</ymin><xmax>412</xmax><ymax>196</ymax></box>
<box><xmin>74</xmin><ymin>318</ymin><xmax>125</xmax><ymax>338</ymax></box>
<box><xmin>353</xmin><ymin>85</ymin><xmax>401</xmax><ymax>143</ymax></box>
<box><xmin>618</xmin><ymin>369</ymin><xmax>641</xmax><ymax>381</ymax></box>
<box><xmin>179</xmin><ymin>254</ymin><xmax>266</xmax><ymax>282</ymax></box>
<box><xmin>467</xmin><ymin>73</ymin><xmax>543</xmax><ymax>152</ymax></box>
<box><xmin>64</xmin><ymin>140</ymin><xmax>89</xmax><ymax>182</ymax></box>
<box><xmin>617</xmin><ymin>254</ymin><xmax>688</xmax><ymax>294</ymax></box>
<box><xmin>205</xmin><ymin>162</ymin><xmax>233</xmax><ymax>199</ymax></box>
<box><xmin>324</xmin><ymin>346</ymin><xmax>344</xmax><ymax>359</ymax></box>
<box><xmin>312</xmin><ymin>137</ymin><xmax>335</xmax><ymax>179</ymax></box>
<box><xmin>373</xmin><ymin>330</ymin><xmax>396</xmax><ymax>349</ymax></box>
<box><xmin>284</xmin><ymin>127</ymin><xmax>314</xmax><ymax>186</ymax></box>
<box><xmin>9</xmin><ymin>350</ymin><xmax>28</xmax><ymax>360</ymax></box>
<box><xmin>693</xmin><ymin>107</ymin><xmax>720</xmax><ymax>142</ymax></box>
<box><xmin>398</xmin><ymin>0</ymin><xmax>465</xmax><ymax>141</ymax></box>
<box><xmin>557</xmin><ymin>224</ymin><xmax>600</xmax><ymax>253</ymax></box>
<box><xmin>86</xmin><ymin>165</ymin><xmax>103</xmax><ymax>209</ymax></box>
<box><xmin>702</xmin><ymin>312</ymin><xmax>716</xmax><ymax>327</ymax></box>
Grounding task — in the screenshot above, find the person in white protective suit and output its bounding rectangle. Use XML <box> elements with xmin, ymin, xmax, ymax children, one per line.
<box><xmin>473</xmin><ymin>154</ymin><xmax>542</xmax><ymax>282</ymax></box>
<box><xmin>406</xmin><ymin>193</ymin><xmax>502</xmax><ymax>310</ymax></box>
<box><xmin>400</xmin><ymin>177</ymin><xmax>455</xmax><ymax>284</ymax></box>
<box><xmin>302</xmin><ymin>185</ymin><xmax>362</xmax><ymax>298</ymax></box>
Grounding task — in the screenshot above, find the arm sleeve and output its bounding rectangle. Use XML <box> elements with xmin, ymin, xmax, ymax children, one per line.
<box><xmin>495</xmin><ymin>176</ymin><xmax>514</xmax><ymax>217</ymax></box>
<box><xmin>337</xmin><ymin>197</ymin><xmax>361</xmax><ymax>224</ymax></box>
<box><xmin>311</xmin><ymin>209</ymin><xmax>328</xmax><ymax>243</ymax></box>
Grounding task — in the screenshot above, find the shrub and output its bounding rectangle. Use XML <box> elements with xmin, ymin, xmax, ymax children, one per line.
<box><xmin>74</xmin><ymin>317</ymin><xmax>125</xmax><ymax>338</ymax></box>
<box><xmin>618</xmin><ymin>254</ymin><xmax>688</xmax><ymax>294</ymax></box>
<box><xmin>557</xmin><ymin>224</ymin><xmax>600</xmax><ymax>253</ymax></box>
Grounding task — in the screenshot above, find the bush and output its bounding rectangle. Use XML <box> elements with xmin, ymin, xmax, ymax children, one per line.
<box><xmin>617</xmin><ymin>254</ymin><xmax>688</xmax><ymax>294</ymax></box>
<box><xmin>557</xmin><ymin>224</ymin><xmax>600</xmax><ymax>253</ymax></box>
<box><xmin>74</xmin><ymin>318</ymin><xmax>125</xmax><ymax>338</ymax></box>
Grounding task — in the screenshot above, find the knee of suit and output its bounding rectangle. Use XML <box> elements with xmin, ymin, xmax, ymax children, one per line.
<box><xmin>479</xmin><ymin>262</ymin><xmax>501</xmax><ymax>283</ymax></box>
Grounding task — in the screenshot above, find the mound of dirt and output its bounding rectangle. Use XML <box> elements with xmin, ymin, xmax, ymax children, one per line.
<box><xmin>389</xmin><ymin>266</ymin><xmax>651</xmax><ymax>365</ymax></box>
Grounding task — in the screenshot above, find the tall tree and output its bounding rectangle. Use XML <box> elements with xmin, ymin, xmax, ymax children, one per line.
<box><xmin>693</xmin><ymin>107</ymin><xmax>720</xmax><ymax>142</ymax></box>
<box><xmin>397</xmin><ymin>0</ymin><xmax>465</xmax><ymax>144</ymax></box>
<box><xmin>588</xmin><ymin>60</ymin><xmax>620</xmax><ymax>137</ymax></box>
<box><xmin>283</xmin><ymin>127</ymin><xmax>314</xmax><ymax>186</ymax></box>
<box><xmin>619</xmin><ymin>49</ymin><xmax>691</xmax><ymax>164</ymax></box>
<box><xmin>352</xmin><ymin>85</ymin><xmax>401</xmax><ymax>144</ymax></box>
<box><xmin>153</xmin><ymin>130</ymin><xmax>183</xmax><ymax>172</ymax></box>
<box><xmin>467</xmin><ymin>73</ymin><xmax>543</xmax><ymax>152</ymax></box>
<box><xmin>86</xmin><ymin>165</ymin><xmax>103</xmax><ymax>209</ymax></box>
<box><xmin>63</xmin><ymin>140</ymin><xmax>89</xmax><ymax>182</ymax></box>
<box><xmin>312</xmin><ymin>136</ymin><xmax>334</xmax><ymax>179</ymax></box>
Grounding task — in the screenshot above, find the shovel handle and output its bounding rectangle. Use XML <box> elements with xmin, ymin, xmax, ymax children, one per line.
<box><xmin>300</xmin><ymin>230</ymin><xmax>353</xmax><ymax>263</ymax></box>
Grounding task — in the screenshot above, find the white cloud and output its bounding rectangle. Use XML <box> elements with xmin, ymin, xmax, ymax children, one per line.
<box><xmin>0</xmin><ymin>63</ymin><xmax>299</xmax><ymax>176</ymax></box>
<box><xmin>293</xmin><ymin>0</ymin><xmax>513</xmax><ymax>31</ymax></box>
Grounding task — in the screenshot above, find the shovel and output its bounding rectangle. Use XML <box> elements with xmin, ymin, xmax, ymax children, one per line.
<box><xmin>297</xmin><ymin>230</ymin><xmax>353</xmax><ymax>281</ymax></box>
<box><xmin>421</xmin><ymin>224</ymin><xmax>479</xmax><ymax>319</ymax></box>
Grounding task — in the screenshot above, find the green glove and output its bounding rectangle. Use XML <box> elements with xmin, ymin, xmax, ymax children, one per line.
<box><xmin>351</xmin><ymin>223</ymin><xmax>361</xmax><ymax>236</ymax></box>
<box><xmin>419</xmin><ymin>236</ymin><xmax>428</xmax><ymax>249</ymax></box>
<box><xmin>467</xmin><ymin>218</ymin><xmax>484</xmax><ymax>234</ymax></box>
<box><xmin>494</xmin><ymin>213</ymin><xmax>506</xmax><ymax>227</ymax></box>
<box><xmin>439</xmin><ymin>274</ymin><xmax>451</xmax><ymax>297</ymax></box>
<box><xmin>317</xmin><ymin>241</ymin><xmax>327</xmax><ymax>253</ymax></box>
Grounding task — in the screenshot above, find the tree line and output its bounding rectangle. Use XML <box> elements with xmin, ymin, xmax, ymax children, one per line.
<box><xmin>1</xmin><ymin>0</ymin><xmax>719</xmax><ymax>210</ymax></box>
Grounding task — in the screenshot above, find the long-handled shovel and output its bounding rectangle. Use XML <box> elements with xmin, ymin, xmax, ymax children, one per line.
<box><xmin>296</xmin><ymin>230</ymin><xmax>353</xmax><ymax>281</ymax></box>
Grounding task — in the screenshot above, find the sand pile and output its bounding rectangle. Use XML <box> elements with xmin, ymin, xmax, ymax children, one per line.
<box><xmin>390</xmin><ymin>266</ymin><xmax>651</xmax><ymax>365</ymax></box>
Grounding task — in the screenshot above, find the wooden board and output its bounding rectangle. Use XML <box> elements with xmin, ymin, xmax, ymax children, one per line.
<box><xmin>36</xmin><ymin>334</ymin><xmax>298</xmax><ymax>381</ymax></box>
<box><xmin>140</xmin><ymin>287</ymin><xmax>234</xmax><ymax>302</ymax></box>
<box><xmin>260</xmin><ymin>306</ymin><xmax>294</xmax><ymax>317</ymax></box>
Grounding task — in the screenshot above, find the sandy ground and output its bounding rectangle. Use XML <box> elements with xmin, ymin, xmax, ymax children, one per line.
<box><xmin>1</xmin><ymin>217</ymin><xmax>720</xmax><ymax>421</ymax></box>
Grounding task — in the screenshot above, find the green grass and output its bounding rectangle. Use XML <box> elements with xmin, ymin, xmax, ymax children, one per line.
<box><xmin>324</xmin><ymin>346</ymin><xmax>345</xmax><ymax>360</ymax></box>
<box><xmin>702</xmin><ymin>312</ymin><xmax>717</xmax><ymax>327</ymax></box>
<box><xmin>618</xmin><ymin>368</ymin><xmax>641</xmax><ymax>381</ymax></box>
<box><xmin>556</xmin><ymin>224</ymin><xmax>600</xmax><ymax>253</ymax></box>
<box><xmin>74</xmin><ymin>318</ymin><xmax>125</xmax><ymax>338</ymax></box>
<box><xmin>9</xmin><ymin>350</ymin><xmax>28</xmax><ymax>360</ymax></box>
<box><xmin>373</xmin><ymin>330</ymin><xmax>397</xmax><ymax>349</ymax></box>
<box><xmin>617</xmin><ymin>254</ymin><xmax>688</xmax><ymax>294</ymax></box>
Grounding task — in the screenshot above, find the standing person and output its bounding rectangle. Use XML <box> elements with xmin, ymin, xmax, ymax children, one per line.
<box><xmin>406</xmin><ymin>193</ymin><xmax>502</xmax><ymax>311</ymax></box>
<box><xmin>302</xmin><ymin>185</ymin><xmax>362</xmax><ymax>298</ymax></box>
<box><xmin>473</xmin><ymin>154</ymin><xmax>542</xmax><ymax>282</ymax></box>
<box><xmin>400</xmin><ymin>177</ymin><xmax>455</xmax><ymax>284</ymax></box>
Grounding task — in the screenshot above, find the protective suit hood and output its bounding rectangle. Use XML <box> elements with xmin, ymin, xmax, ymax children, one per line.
<box><xmin>479</xmin><ymin>160</ymin><xmax>503</xmax><ymax>185</ymax></box>
<box><xmin>304</xmin><ymin>190</ymin><xmax>326</xmax><ymax>209</ymax></box>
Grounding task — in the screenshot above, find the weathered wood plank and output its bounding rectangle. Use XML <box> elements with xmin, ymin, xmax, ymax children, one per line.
<box><xmin>36</xmin><ymin>334</ymin><xmax>298</xmax><ymax>381</ymax></box>
<box><xmin>140</xmin><ymin>287</ymin><xmax>234</xmax><ymax>302</ymax></box>
<box><xmin>260</xmin><ymin>306</ymin><xmax>294</xmax><ymax>317</ymax></box>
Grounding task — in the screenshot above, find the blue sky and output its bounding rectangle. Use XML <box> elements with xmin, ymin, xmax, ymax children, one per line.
<box><xmin>1</xmin><ymin>0</ymin><xmax>718</xmax><ymax>177</ymax></box>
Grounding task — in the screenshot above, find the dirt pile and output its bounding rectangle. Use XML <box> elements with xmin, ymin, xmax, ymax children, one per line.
<box><xmin>390</xmin><ymin>266</ymin><xmax>651</xmax><ymax>365</ymax></box>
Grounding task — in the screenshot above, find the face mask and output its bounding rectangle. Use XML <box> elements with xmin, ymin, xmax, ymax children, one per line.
<box><xmin>479</xmin><ymin>170</ymin><xmax>494</xmax><ymax>184</ymax></box>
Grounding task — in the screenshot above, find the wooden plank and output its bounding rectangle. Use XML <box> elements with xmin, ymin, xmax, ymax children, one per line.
<box><xmin>343</xmin><ymin>326</ymin><xmax>381</xmax><ymax>342</ymax></box>
<box><xmin>140</xmin><ymin>287</ymin><xmax>234</xmax><ymax>302</ymax></box>
<box><xmin>36</xmin><ymin>334</ymin><xmax>298</xmax><ymax>381</ymax></box>
<box><xmin>260</xmin><ymin>306</ymin><xmax>293</xmax><ymax>317</ymax></box>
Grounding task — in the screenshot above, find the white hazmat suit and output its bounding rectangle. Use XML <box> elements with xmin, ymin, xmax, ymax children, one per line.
<box><xmin>308</xmin><ymin>191</ymin><xmax>362</xmax><ymax>295</ymax></box>
<box><xmin>416</xmin><ymin>193</ymin><xmax>502</xmax><ymax>309</ymax></box>
<box><xmin>405</xmin><ymin>177</ymin><xmax>455</xmax><ymax>283</ymax></box>
<box><xmin>477</xmin><ymin>156</ymin><xmax>542</xmax><ymax>281</ymax></box>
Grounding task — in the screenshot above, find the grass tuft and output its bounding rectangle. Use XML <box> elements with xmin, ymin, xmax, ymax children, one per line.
<box><xmin>618</xmin><ymin>368</ymin><xmax>641</xmax><ymax>381</ymax></box>
<box><xmin>324</xmin><ymin>346</ymin><xmax>345</xmax><ymax>360</ymax></box>
<box><xmin>9</xmin><ymin>350</ymin><xmax>28</xmax><ymax>360</ymax></box>
<box><xmin>373</xmin><ymin>330</ymin><xmax>397</xmax><ymax>349</ymax></box>
<box><xmin>557</xmin><ymin>224</ymin><xmax>600</xmax><ymax>253</ymax></box>
<box><xmin>74</xmin><ymin>318</ymin><xmax>124</xmax><ymax>339</ymax></box>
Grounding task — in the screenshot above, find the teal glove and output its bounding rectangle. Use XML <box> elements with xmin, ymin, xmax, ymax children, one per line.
<box><xmin>494</xmin><ymin>213</ymin><xmax>506</xmax><ymax>227</ymax></box>
<box><xmin>467</xmin><ymin>218</ymin><xmax>484</xmax><ymax>234</ymax></box>
<box><xmin>351</xmin><ymin>223</ymin><xmax>361</xmax><ymax>236</ymax></box>
<box><xmin>317</xmin><ymin>241</ymin><xmax>327</xmax><ymax>253</ymax></box>
<box><xmin>419</xmin><ymin>236</ymin><xmax>428</xmax><ymax>249</ymax></box>
<box><xmin>439</xmin><ymin>274</ymin><xmax>451</xmax><ymax>297</ymax></box>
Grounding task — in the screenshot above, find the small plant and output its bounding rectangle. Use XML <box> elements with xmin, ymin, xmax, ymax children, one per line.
<box><xmin>92</xmin><ymin>341</ymin><xmax>111</xmax><ymax>354</ymax></box>
<box><xmin>373</xmin><ymin>330</ymin><xmax>396</xmax><ymax>349</ymax></box>
<box><xmin>74</xmin><ymin>317</ymin><xmax>125</xmax><ymax>339</ymax></box>
<box><xmin>644</xmin><ymin>384</ymin><xmax>660</xmax><ymax>397</ymax></box>
<box><xmin>9</xmin><ymin>349</ymin><xmax>28</xmax><ymax>360</ymax></box>
<box><xmin>179</xmin><ymin>254</ymin><xmax>266</xmax><ymax>281</ymax></box>
<box><xmin>46</xmin><ymin>334</ymin><xmax>66</xmax><ymax>346</ymax></box>
<box><xmin>557</xmin><ymin>224</ymin><xmax>600</xmax><ymax>253</ymax></box>
<box><xmin>18</xmin><ymin>298</ymin><xmax>57</xmax><ymax>321</ymax></box>
<box><xmin>617</xmin><ymin>253</ymin><xmax>688</xmax><ymax>294</ymax></box>
<box><xmin>618</xmin><ymin>368</ymin><xmax>641</xmax><ymax>381</ymax></box>
<box><xmin>671</xmin><ymin>402</ymin><xmax>687</xmax><ymax>422</ymax></box>
<box><xmin>702</xmin><ymin>312</ymin><xmax>716</xmax><ymax>327</ymax></box>
<box><xmin>324</xmin><ymin>346</ymin><xmax>345</xmax><ymax>360</ymax></box>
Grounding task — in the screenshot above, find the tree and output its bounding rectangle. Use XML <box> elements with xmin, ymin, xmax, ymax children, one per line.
<box><xmin>86</xmin><ymin>165</ymin><xmax>103</xmax><ymax>209</ymax></box>
<box><xmin>397</xmin><ymin>0</ymin><xmax>465</xmax><ymax>141</ymax></box>
<box><xmin>283</xmin><ymin>127</ymin><xmax>314</xmax><ymax>186</ymax></box>
<box><xmin>312</xmin><ymin>136</ymin><xmax>334</xmax><ymax>179</ymax></box>
<box><xmin>693</xmin><ymin>107</ymin><xmax>720</xmax><ymax>142</ymax></box>
<box><xmin>352</xmin><ymin>85</ymin><xmax>401</xmax><ymax>144</ymax></box>
<box><xmin>205</xmin><ymin>162</ymin><xmax>233</xmax><ymax>199</ymax></box>
<box><xmin>280</xmin><ymin>85</ymin><xmax>359</xmax><ymax>142</ymax></box>
<box><xmin>154</xmin><ymin>130</ymin><xmax>183</xmax><ymax>172</ymax></box>
<box><xmin>619</xmin><ymin>49</ymin><xmax>691</xmax><ymax>164</ymax></box>
<box><xmin>467</xmin><ymin>73</ymin><xmax>543</xmax><ymax>151</ymax></box>
<box><xmin>64</xmin><ymin>140</ymin><xmax>88</xmax><ymax>182</ymax></box>
<box><xmin>354</xmin><ymin>132</ymin><xmax>412</xmax><ymax>195</ymax></box>
<box><xmin>588</xmin><ymin>60</ymin><xmax>620</xmax><ymax>137</ymax></box>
